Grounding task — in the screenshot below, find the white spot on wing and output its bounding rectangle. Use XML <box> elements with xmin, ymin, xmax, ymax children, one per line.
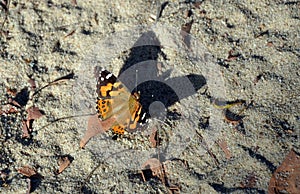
<box><xmin>141</xmin><ymin>113</ymin><xmax>146</xmax><ymax>121</ymax></box>
<box><xmin>106</xmin><ymin>73</ymin><xmax>113</xmax><ymax>79</ymax></box>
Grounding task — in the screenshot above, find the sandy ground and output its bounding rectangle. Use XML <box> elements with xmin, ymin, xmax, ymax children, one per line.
<box><xmin>0</xmin><ymin>0</ymin><xmax>299</xmax><ymax>193</ymax></box>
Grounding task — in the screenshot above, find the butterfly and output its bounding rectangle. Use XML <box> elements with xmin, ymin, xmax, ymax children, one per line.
<box><xmin>96</xmin><ymin>68</ymin><xmax>146</xmax><ymax>135</ymax></box>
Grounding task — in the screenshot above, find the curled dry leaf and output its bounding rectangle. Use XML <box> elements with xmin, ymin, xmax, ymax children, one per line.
<box><xmin>149</xmin><ymin>127</ymin><xmax>158</xmax><ymax>148</ymax></box>
<box><xmin>216</xmin><ymin>139</ymin><xmax>232</xmax><ymax>159</ymax></box>
<box><xmin>80</xmin><ymin>114</ymin><xmax>116</xmax><ymax>148</ymax></box>
<box><xmin>268</xmin><ymin>149</ymin><xmax>300</xmax><ymax>194</ymax></box>
<box><xmin>18</xmin><ymin>166</ymin><xmax>42</xmax><ymax>194</ymax></box>
<box><xmin>26</xmin><ymin>106</ymin><xmax>44</xmax><ymax>120</ymax></box>
<box><xmin>141</xmin><ymin>158</ymin><xmax>164</xmax><ymax>182</ymax></box>
<box><xmin>223</xmin><ymin>109</ymin><xmax>244</xmax><ymax>124</ymax></box>
<box><xmin>18</xmin><ymin>166</ymin><xmax>37</xmax><ymax>178</ymax></box>
<box><xmin>22</xmin><ymin>120</ymin><xmax>30</xmax><ymax>138</ymax></box>
<box><xmin>22</xmin><ymin>106</ymin><xmax>44</xmax><ymax>137</ymax></box>
<box><xmin>57</xmin><ymin>156</ymin><xmax>71</xmax><ymax>174</ymax></box>
<box><xmin>212</xmin><ymin>98</ymin><xmax>245</xmax><ymax>109</ymax></box>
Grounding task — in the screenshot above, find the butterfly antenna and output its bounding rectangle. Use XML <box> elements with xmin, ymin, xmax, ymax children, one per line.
<box><xmin>135</xmin><ymin>69</ymin><xmax>138</xmax><ymax>93</ymax></box>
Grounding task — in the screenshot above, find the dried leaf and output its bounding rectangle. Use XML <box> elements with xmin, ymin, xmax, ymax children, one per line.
<box><xmin>226</xmin><ymin>50</ymin><xmax>240</xmax><ymax>61</ymax></box>
<box><xmin>71</xmin><ymin>0</ymin><xmax>77</xmax><ymax>6</ymax></box>
<box><xmin>7</xmin><ymin>107</ymin><xmax>18</xmax><ymax>114</ymax></box>
<box><xmin>80</xmin><ymin>115</ymin><xmax>115</xmax><ymax>148</ymax></box>
<box><xmin>28</xmin><ymin>79</ymin><xmax>36</xmax><ymax>91</ymax></box>
<box><xmin>223</xmin><ymin>109</ymin><xmax>244</xmax><ymax>124</ymax></box>
<box><xmin>0</xmin><ymin>170</ymin><xmax>8</xmax><ymax>180</ymax></box>
<box><xmin>267</xmin><ymin>42</ymin><xmax>273</xmax><ymax>47</ymax></box>
<box><xmin>22</xmin><ymin>120</ymin><xmax>30</xmax><ymax>138</ymax></box>
<box><xmin>57</xmin><ymin>156</ymin><xmax>71</xmax><ymax>174</ymax></box>
<box><xmin>212</xmin><ymin>98</ymin><xmax>245</xmax><ymax>109</ymax></box>
<box><xmin>240</xmin><ymin>172</ymin><xmax>258</xmax><ymax>188</ymax></box>
<box><xmin>64</xmin><ymin>29</ymin><xmax>76</xmax><ymax>38</ymax></box>
<box><xmin>181</xmin><ymin>20</ymin><xmax>194</xmax><ymax>49</ymax></box>
<box><xmin>216</xmin><ymin>139</ymin><xmax>232</xmax><ymax>159</ymax></box>
<box><xmin>192</xmin><ymin>2</ymin><xmax>202</xmax><ymax>9</ymax></box>
<box><xmin>156</xmin><ymin>62</ymin><xmax>163</xmax><ymax>76</ymax></box>
<box><xmin>149</xmin><ymin>128</ymin><xmax>158</xmax><ymax>148</ymax></box>
<box><xmin>141</xmin><ymin>158</ymin><xmax>163</xmax><ymax>178</ymax></box>
<box><xmin>18</xmin><ymin>166</ymin><xmax>37</xmax><ymax>177</ymax></box>
<box><xmin>27</xmin><ymin>106</ymin><xmax>44</xmax><ymax>120</ymax></box>
<box><xmin>6</xmin><ymin>87</ymin><xmax>17</xmax><ymax>96</ymax></box>
<box><xmin>181</xmin><ymin>20</ymin><xmax>193</xmax><ymax>34</ymax></box>
<box><xmin>268</xmin><ymin>149</ymin><xmax>300</xmax><ymax>194</ymax></box>
<box><xmin>9</xmin><ymin>98</ymin><xmax>21</xmax><ymax>108</ymax></box>
<box><xmin>0</xmin><ymin>104</ymin><xmax>18</xmax><ymax>115</ymax></box>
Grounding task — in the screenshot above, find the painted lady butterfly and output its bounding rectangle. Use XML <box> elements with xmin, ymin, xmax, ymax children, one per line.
<box><xmin>96</xmin><ymin>68</ymin><xmax>146</xmax><ymax>135</ymax></box>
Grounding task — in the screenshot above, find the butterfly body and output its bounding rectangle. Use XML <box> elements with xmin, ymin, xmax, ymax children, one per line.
<box><xmin>96</xmin><ymin>69</ymin><xmax>145</xmax><ymax>135</ymax></box>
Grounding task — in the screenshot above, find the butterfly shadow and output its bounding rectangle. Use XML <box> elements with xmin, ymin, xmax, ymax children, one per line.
<box><xmin>117</xmin><ymin>30</ymin><xmax>206</xmax><ymax>123</ymax></box>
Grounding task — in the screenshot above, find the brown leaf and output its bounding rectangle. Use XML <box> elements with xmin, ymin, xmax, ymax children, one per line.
<box><xmin>18</xmin><ymin>166</ymin><xmax>37</xmax><ymax>177</ymax></box>
<box><xmin>80</xmin><ymin>115</ymin><xmax>115</xmax><ymax>148</ymax></box>
<box><xmin>181</xmin><ymin>20</ymin><xmax>194</xmax><ymax>49</ymax></box>
<box><xmin>192</xmin><ymin>2</ymin><xmax>202</xmax><ymax>9</ymax></box>
<box><xmin>267</xmin><ymin>42</ymin><xmax>273</xmax><ymax>47</ymax></box>
<box><xmin>6</xmin><ymin>87</ymin><xmax>17</xmax><ymax>96</ymax></box>
<box><xmin>240</xmin><ymin>172</ymin><xmax>258</xmax><ymax>188</ymax></box>
<box><xmin>27</xmin><ymin>106</ymin><xmax>44</xmax><ymax>120</ymax></box>
<box><xmin>268</xmin><ymin>149</ymin><xmax>300</xmax><ymax>194</ymax></box>
<box><xmin>149</xmin><ymin>128</ymin><xmax>158</xmax><ymax>148</ymax></box>
<box><xmin>22</xmin><ymin>120</ymin><xmax>30</xmax><ymax>138</ymax></box>
<box><xmin>64</xmin><ymin>29</ymin><xmax>76</xmax><ymax>38</ymax></box>
<box><xmin>0</xmin><ymin>104</ymin><xmax>18</xmax><ymax>115</ymax></box>
<box><xmin>71</xmin><ymin>0</ymin><xmax>77</xmax><ymax>6</ymax></box>
<box><xmin>0</xmin><ymin>170</ymin><xmax>8</xmax><ymax>180</ymax></box>
<box><xmin>181</xmin><ymin>20</ymin><xmax>193</xmax><ymax>34</ymax></box>
<box><xmin>28</xmin><ymin>79</ymin><xmax>36</xmax><ymax>91</ymax></box>
<box><xmin>141</xmin><ymin>158</ymin><xmax>164</xmax><ymax>179</ymax></box>
<box><xmin>9</xmin><ymin>98</ymin><xmax>22</xmax><ymax>108</ymax></box>
<box><xmin>57</xmin><ymin>156</ymin><xmax>71</xmax><ymax>174</ymax></box>
<box><xmin>226</xmin><ymin>50</ymin><xmax>240</xmax><ymax>61</ymax></box>
<box><xmin>216</xmin><ymin>139</ymin><xmax>232</xmax><ymax>159</ymax></box>
<box><xmin>7</xmin><ymin>107</ymin><xmax>18</xmax><ymax>114</ymax></box>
